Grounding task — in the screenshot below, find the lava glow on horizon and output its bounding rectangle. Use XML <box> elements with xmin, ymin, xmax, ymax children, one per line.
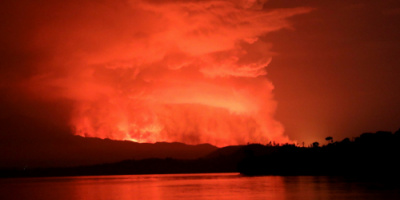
<box><xmin>27</xmin><ymin>0</ymin><xmax>311</xmax><ymax>146</ymax></box>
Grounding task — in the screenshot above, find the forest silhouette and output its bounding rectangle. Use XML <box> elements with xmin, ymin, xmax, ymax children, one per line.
<box><xmin>2</xmin><ymin>129</ymin><xmax>400</xmax><ymax>178</ymax></box>
<box><xmin>238</xmin><ymin>130</ymin><xmax>400</xmax><ymax>176</ymax></box>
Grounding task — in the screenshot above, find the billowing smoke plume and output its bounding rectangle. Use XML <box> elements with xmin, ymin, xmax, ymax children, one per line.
<box><xmin>24</xmin><ymin>0</ymin><xmax>311</xmax><ymax>146</ymax></box>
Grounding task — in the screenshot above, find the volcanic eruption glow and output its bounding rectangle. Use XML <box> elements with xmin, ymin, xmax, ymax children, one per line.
<box><xmin>27</xmin><ymin>0</ymin><xmax>311</xmax><ymax>146</ymax></box>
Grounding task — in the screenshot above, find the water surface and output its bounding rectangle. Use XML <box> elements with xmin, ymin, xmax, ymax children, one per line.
<box><xmin>1</xmin><ymin>173</ymin><xmax>399</xmax><ymax>200</ymax></box>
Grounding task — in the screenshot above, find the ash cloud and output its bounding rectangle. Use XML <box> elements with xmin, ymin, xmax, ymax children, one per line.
<box><xmin>1</xmin><ymin>0</ymin><xmax>311</xmax><ymax>146</ymax></box>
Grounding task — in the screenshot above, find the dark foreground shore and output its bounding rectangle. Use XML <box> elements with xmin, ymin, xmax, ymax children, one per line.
<box><xmin>2</xmin><ymin>130</ymin><xmax>400</xmax><ymax>178</ymax></box>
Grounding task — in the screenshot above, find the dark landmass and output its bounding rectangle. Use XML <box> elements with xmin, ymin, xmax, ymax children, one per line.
<box><xmin>0</xmin><ymin>135</ymin><xmax>217</xmax><ymax>168</ymax></box>
<box><xmin>0</xmin><ymin>114</ymin><xmax>218</xmax><ymax>168</ymax></box>
<box><xmin>238</xmin><ymin>130</ymin><xmax>400</xmax><ymax>177</ymax></box>
<box><xmin>1</xmin><ymin>129</ymin><xmax>400</xmax><ymax>178</ymax></box>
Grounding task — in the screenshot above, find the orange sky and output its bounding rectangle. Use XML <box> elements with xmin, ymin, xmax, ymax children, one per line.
<box><xmin>1</xmin><ymin>0</ymin><xmax>400</xmax><ymax>148</ymax></box>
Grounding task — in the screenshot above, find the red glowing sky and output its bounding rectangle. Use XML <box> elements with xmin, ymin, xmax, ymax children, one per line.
<box><xmin>1</xmin><ymin>0</ymin><xmax>400</xmax><ymax>148</ymax></box>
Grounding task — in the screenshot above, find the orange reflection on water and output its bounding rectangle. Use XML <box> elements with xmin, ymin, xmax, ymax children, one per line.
<box><xmin>2</xmin><ymin>173</ymin><xmax>398</xmax><ymax>200</ymax></box>
<box><xmin>67</xmin><ymin>173</ymin><xmax>287</xmax><ymax>200</ymax></box>
<box><xmin>0</xmin><ymin>173</ymin><xmax>288</xmax><ymax>200</ymax></box>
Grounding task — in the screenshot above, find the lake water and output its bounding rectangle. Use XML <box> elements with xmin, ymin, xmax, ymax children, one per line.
<box><xmin>1</xmin><ymin>173</ymin><xmax>399</xmax><ymax>200</ymax></box>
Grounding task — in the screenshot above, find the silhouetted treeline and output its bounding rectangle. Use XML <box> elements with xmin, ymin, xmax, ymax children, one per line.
<box><xmin>2</xmin><ymin>130</ymin><xmax>400</xmax><ymax>178</ymax></box>
<box><xmin>238</xmin><ymin>130</ymin><xmax>400</xmax><ymax>176</ymax></box>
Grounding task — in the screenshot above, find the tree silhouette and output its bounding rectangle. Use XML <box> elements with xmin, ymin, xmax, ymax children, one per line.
<box><xmin>325</xmin><ymin>136</ymin><xmax>333</xmax><ymax>143</ymax></box>
<box><xmin>312</xmin><ymin>142</ymin><xmax>319</xmax><ymax>148</ymax></box>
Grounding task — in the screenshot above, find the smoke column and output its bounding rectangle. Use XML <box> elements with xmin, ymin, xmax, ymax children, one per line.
<box><xmin>26</xmin><ymin>0</ymin><xmax>311</xmax><ymax>146</ymax></box>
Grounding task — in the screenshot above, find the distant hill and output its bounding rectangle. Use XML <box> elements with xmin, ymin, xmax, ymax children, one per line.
<box><xmin>203</xmin><ymin>145</ymin><xmax>243</xmax><ymax>159</ymax></box>
<box><xmin>0</xmin><ymin>135</ymin><xmax>217</xmax><ymax>168</ymax></box>
<box><xmin>0</xmin><ymin>114</ymin><xmax>218</xmax><ymax>168</ymax></box>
